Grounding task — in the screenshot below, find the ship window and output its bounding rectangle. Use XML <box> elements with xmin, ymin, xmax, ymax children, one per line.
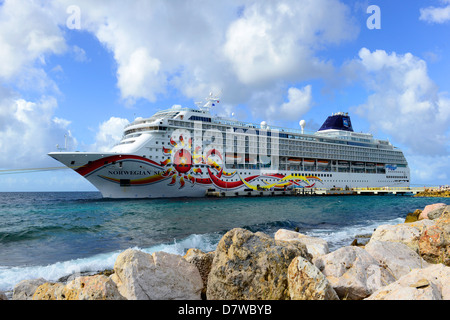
<box><xmin>71</xmin><ymin>161</ymin><xmax>75</xmax><ymax>165</ymax></box>
<box><xmin>189</xmin><ymin>116</ymin><xmax>212</xmax><ymax>122</ymax></box>
<box><xmin>120</xmin><ymin>179</ymin><xmax>131</xmax><ymax>187</ymax></box>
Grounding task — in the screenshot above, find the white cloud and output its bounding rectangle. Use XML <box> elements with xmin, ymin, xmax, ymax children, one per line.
<box><xmin>0</xmin><ymin>0</ymin><xmax>66</xmax><ymax>82</ymax></box>
<box><xmin>91</xmin><ymin>117</ymin><xmax>130</xmax><ymax>152</ymax></box>
<box><xmin>53</xmin><ymin>0</ymin><xmax>357</xmax><ymax>110</ymax></box>
<box><xmin>116</xmin><ymin>47</ymin><xmax>164</xmax><ymax>104</ymax></box>
<box><xmin>420</xmin><ymin>0</ymin><xmax>450</xmax><ymax>23</ymax></box>
<box><xmin>265</xmin><ymin>85</ymin><xmax>313</xmax><ymax>121</ymax></box>
<box><xmin>408</xmin><ymin>154</ymin><xmax>450</xmax><ymax>186</ymax></box>
<box><xmin>351</xmin><ymin>48</ymin><xmax>450</xmax><ymax>156</ymax></box>
<box><xmin>72</xmin><ymin>45</ymin><xmax>89</xmax><ymax>62</ymax></box>
<box><xmin>223</xmin><ymin>0</ymin><xmax>357</xmax><ymax>86</ymax></box>
<box><xmin>0</xmin><ymin>89</ymin><xmax>75</xmax><ymax>169</ymax></box>
<box><xmin>0</xmin><ymin>0</ymin><xmax>76</xmax><ymax>174</ymax></box>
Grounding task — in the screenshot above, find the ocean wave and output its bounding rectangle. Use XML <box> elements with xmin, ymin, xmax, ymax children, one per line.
<box><xmin>305</xmin><ymin>217</ymin><xmax>405</xmax><ymax>250</ymax></box>
<box><xmin>0</xmin><ymin>216</ymin><xmax>405</xmax><ymax>293</ymax></box>
<box><xmin>0</xmin><ymin>232</ymin><xmax>222</xmax><ymax>292</ymax></box>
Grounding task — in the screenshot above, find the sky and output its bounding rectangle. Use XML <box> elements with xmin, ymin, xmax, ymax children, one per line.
<box><xmin>0</xmin><ymin>0</ymin><xmax>449</xmax><ymax>191</ymax></box>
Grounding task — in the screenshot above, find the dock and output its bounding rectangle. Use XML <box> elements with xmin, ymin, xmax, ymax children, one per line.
<box><xmin>205</xmin><ymin>187</ymin><xmax>427</xmax><ymax>197</ymax></box>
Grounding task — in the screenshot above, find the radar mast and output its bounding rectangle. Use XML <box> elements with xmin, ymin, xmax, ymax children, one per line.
<box><xmin>195</xmin><ymin>92</ymin><xmax>220</xmax><ymax>112</ymax></box>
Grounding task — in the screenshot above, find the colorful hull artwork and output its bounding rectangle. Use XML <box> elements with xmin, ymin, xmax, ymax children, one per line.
<box><xmin>74</xmin><ymin>134</ymin><xmax>322</xmax><ymax>193</ymax></box>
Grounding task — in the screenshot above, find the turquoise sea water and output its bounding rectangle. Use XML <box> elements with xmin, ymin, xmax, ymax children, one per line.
<box><xmin>0</xmin><ymin>192</ymin><xmax>449</xmax><ymax>292</ymax></box>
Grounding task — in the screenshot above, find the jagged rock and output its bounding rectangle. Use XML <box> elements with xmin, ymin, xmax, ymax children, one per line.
<box><xmin>365</xmin><ymin>240</ymin><xmax>429</xmax><ymax>279</ymax></box>
<box><xmin>32</xmin><ymin>283</ymin><xmax>66</xmax><ymax>300</ymax></box>
<box><xmin>405</xmin><ymin>209</ymin><xmax>422</xmax><ymax>223</ymax></box>
<box><xmin>111</xmin><ymin>248</ymin><xmax>203</xmax><ymax>300</ymax></box>
<box><xmin>369</xmin><ymin>220</ymin><xmax>434</xmax><ymax>253</ymax></box>
<box><xmin>63</xmin><ymin>275</ymin><xmax>125</xmax><ymax>300</ymax></box>
<box><xmin>184</xmin><ymin>248</ymin><xmax>214</xmax><ymax>299</ymax></box>
<box><xmin>288</xmin><ymin>256</ymin><xmax>339</xmax><ymax>300</ymax></box>
<box><xmin>419</xmin><ymin>203</ymin><xmax>447</xmax><ymax>220</ymax></box>
<box><xmin>314</xmin><ymin>246</ymin><xmax>396</xmax><ymax>300</ymax></box>
<box><xmin>419</xmin><ymin>210</ymin><xmax>450</xmax><ymax>266</ymax></box>
<box><xmin>206</xmin><ymin>228</ymin><xmax>311</xmax><ymax>300</ymax></box>
<box><xmin>0</xmin><ymin>291</ymin><xmax>7</xmax><ymax>300</ymax></box>
<box><xmin>429</xmin><ymin>205</ymin><xmax>450</xmax><ymax>220</ymax></box>
<box><xmin>274</xmin><ymin>229</ymin><xmax>329</xmax><ymax>259</ymax></box>
<box><xmin>12</xmin><ymin>278</ymin><xmax>47</xmax><ymax>300</ymax></box>
<box><xmin>366</xmin><ymin>264</ymin><xmax>450</xmax><ymax>300</ymax></box>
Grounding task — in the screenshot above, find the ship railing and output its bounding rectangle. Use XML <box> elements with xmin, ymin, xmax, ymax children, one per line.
<box><xmin>352</xmin><ymin>187</ymin><xmax>425</xmax><ymax>191</ymax></box>
<box><xmin>304</xmin><ymin>187</ymin><xmax>426</xmax><ymax>192</ymax></box>
<box><xmin>212</xmin><ymin>117</ymin><xmax>317</xmax><ymax>136</ymax></box>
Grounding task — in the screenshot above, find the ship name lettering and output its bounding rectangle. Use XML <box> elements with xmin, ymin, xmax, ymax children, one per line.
<box><xmin>108</xmin><ymin>170</ymin><xmax>152</xmax><ymax>176</ymax></box>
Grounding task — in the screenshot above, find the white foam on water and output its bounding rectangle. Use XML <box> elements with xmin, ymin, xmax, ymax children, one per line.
<box><xmin>0</xmin><ymin>233</ymin><xmax>221</xmax><ymax>293</ymax></box>
<box><xmin>305</xmin><ymin>217</ymin><xmax>405</xmax><ymax>250</ymax></box>
<box><xmin>0</xmin><ymin>217</ymin><xmax>404</xmax><ymax>293</ymax></box>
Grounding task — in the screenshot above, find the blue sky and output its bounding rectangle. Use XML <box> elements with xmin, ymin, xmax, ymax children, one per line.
<box><xmin>0</xmin><ymin>0</ymin><xmax>449</xmax><ymax>191</ymax></box>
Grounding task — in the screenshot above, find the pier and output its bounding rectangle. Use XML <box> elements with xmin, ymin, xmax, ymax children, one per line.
<box><xmin>205</xmin><ymin>187</ymin><xmax>427</xmax><ymax>197</ymax></box>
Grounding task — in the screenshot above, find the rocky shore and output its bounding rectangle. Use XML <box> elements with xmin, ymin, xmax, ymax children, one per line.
<box><xmin>415</xmin><ymin>186</ymin><xmax>450</xmax><ymax>198</ymax></box>
<box><xmin>1</xmin><ymin>203</ymin><xmax>449</xmax><ymax>301</ymax></box>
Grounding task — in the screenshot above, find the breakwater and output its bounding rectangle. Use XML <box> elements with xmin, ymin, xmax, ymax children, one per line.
<box><xmin>3</xmin><ymin>202</ymin><xmax>449</xmax><ymax>301</ymax></box>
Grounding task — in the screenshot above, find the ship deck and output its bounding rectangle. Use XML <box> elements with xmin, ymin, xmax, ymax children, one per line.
<box><xmin>206</xmin><ymin>187</ymin><xmax>426</xmax><ymax>197</ymax></box>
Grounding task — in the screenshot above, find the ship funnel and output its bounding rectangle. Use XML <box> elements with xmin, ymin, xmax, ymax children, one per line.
<box><xmin>299</xmin><ymin>120</ymin><xmax>306</xmax><ymax>134</ymax></box>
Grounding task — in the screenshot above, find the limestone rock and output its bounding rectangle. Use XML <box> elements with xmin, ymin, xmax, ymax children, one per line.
<box><xmin>206</xmin><ymin>228</ymin><xmax>311</xmax><ymax>300</ymax></box>
<box><xmin>365</xmin><ymin>240</ymin><xmax>429</xmax><ymax>279</ymax></box>
<box><xmin>419</xmin><ymin>203</ymin><xmax>446</xmax><ymax>220</ymax></box>
<box><xmin>12</xmin><ymin>278</ymin><xmax>47</xmax><ymax>300</ymax></box>
<box><xmin>418</xmin><ymin>210</ymin><xmax>450</xmax><ymax>266</ymax></box>
<box><xmin>369</xmin><ymin>220</ymin><xmax>434</xmax><ymax>253</ymax></box>
<box><xmin>314</xmin><ymin>246</ymin><xmax>396</xmax><ymax>300</ymax></box>
<box><xmin>274</xmin><ymin>229</ymin><xmax>329</xmax><ymax>259</ymax></box>
<box><xmin>111</xmin><ymin>248</ymin><xmax>203</xmax><ymax>300</ymax></box>
<box><xmin>366</xmin><ymin>264</ymin><xmax>450</xmax><ymax>300</ymax></box>
<box><xmin>64</xmin><ymin>275</ymin><xmax>125</xmax><ymax>300</ymax></box>
<box><xmin>33</xmin><ymin>283</ymin><xmax>66</xmax><ymax>300</ymax></box>
<box><xmin>183</xmin><ymin>248</ymin><xmax>214</xmax><ymax>299</ymax></box>
<box><xmin>288</xmin><ymin>256</ymin><xmax>339</xmax><ymax>300</ymax></box>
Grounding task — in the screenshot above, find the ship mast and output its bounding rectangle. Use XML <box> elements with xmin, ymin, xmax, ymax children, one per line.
<box><xmin>195</xmin><ymin>92</ymin><xmax>220</xmax><ymax>112</ymax></box>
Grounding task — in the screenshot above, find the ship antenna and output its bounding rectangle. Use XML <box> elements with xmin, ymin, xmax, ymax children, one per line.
<box><xmin>195</xmin><ymin>91</ymin><xmax>221</xmax><ymax>112</ymax></box>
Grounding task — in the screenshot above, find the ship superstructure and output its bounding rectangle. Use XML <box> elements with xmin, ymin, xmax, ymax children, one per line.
<box><xmin>49</xmin><ymin>95</ymin><xmax>409</xmax><ymax>198</ymax></box>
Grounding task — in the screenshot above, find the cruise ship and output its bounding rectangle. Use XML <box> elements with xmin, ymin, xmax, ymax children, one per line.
<box><xmin>49</xmin><ymin>94</ymin><xmax>410</xmax><ymax>198</ymax></box>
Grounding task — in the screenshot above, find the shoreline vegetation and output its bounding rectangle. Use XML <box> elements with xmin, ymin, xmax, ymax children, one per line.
<box><xmin>1</xmin><ymin>203</ymin><xmax>449</xmax><ymax>301</ymax></box>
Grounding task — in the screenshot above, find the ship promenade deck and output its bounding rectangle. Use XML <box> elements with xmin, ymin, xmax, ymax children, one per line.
<box><xmin>206</xmin><ymin>187</ymin><xmax>427</xmax><ymax>197</ymax></box>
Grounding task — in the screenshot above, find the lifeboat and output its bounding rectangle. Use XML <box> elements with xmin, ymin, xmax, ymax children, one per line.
<box><xmin>225</xmin><ymin>154</ymin><xmax>242</xmax><ymax>162</ymax></box>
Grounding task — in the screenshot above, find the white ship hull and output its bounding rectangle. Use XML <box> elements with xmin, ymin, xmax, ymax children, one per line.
<box><xmin>49</xmin><ymin>151</ymin><xmax>410</xmax><ymax>199</ymax></box>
